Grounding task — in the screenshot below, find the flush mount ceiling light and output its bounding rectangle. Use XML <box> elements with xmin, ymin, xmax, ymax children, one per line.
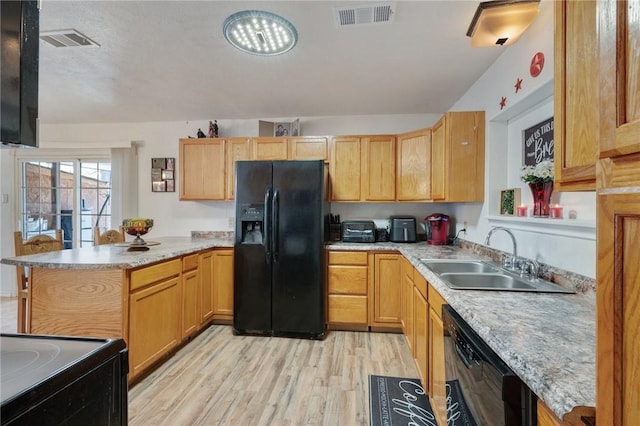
<box><xmin>466</xmin><ymin>0</ymin><xmax>540</xmax><ymax>47</ymax></box>
<box><xmin>223</xmin><ymin>10</ymin><xmax>297</xmax><ymax>56</ymax></box>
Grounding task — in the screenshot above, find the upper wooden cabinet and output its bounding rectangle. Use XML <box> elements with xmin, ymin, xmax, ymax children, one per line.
<box><xmin>288</xmin><ymin>136</ymin><xmax>328</xmax><ymax>160</ymax></box>
<box><xmin>330</xmin><ymin>135</ymin><xmax>396</xmax><ymax>201</ymax></box>
<box><xmin>396</xmin><ymin>128</ymin><xmax>431</xmax><ymax>201</ymax></box>
<box><xmin>554</xmin><ymin>0</ymin><xmax>598</xmax><ymax>191</ymax></box>
<box><xmin>252</xmin><ymin>137</ymin><xmax>288</xmax><ymax>160</ymax></box>
<box><xmin>430</xmin><ymin>111</ymin><xmax>485</xmax><ymax>202</ymax></box>
<box><xmin>179</xmin><ymin>138</ymin><xmax>226</xmax><ymax>200</ymax></box>
<box><xmin>225</xmin><ymin>138</ymin><xmax>252</xmax><ymax>200</ymax></box>
<box><xmin>598</xmin><ymin>0</ymin><xmax>640</xmax><ymax>160</ymax></box>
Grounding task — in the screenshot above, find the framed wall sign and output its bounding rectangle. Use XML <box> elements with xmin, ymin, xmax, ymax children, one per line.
<box><xmin>151</xmin><ymin>157</ymin><xmax>175</xmax><ymax>192</ymax></box>
<box><xmin>523</xmin><ymin>117</ymin><xmax>554</xmax><ymax>166</ymax></box>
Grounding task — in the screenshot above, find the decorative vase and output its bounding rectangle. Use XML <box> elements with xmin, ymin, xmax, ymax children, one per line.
<box><xmin>528</xmin><ymin>181</ymin><xmax>554</xmax><ymax>217</ymax></box>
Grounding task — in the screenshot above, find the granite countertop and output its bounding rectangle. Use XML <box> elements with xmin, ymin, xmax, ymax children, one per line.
<box><xmin>1</xmin><ymin>236</ymin><xmax>234</xmax><ymax>270</ymax></box>
<box><xmin>327</xmin><ymin>241</ymin><xmax>596</xmax><ymax>421</ymax></box>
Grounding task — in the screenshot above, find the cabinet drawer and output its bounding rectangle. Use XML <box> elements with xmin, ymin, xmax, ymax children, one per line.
<box><xmin>328</xmin><ymin>251</ymin><xmax>368</xmax><ymax>265</ymax></box>
<box><xmin>182</xmin><ymin>253</ymin><xmax>199</xmax><ymax>272</ymax></box>
<box><xmin>328</xmin><ymin>265</ymin><xmax>368</xmax><ymax>294</ymax></box>
<box><xmin>328</xmin><ymin>295</ymin><xmax>368</xmax><ymax>324</ymax></box>
<box><xmin>428</xmin><ymin>283</ymin><xmax>446</xmax><ymax>318</ymax></box>
<box><xmin>130</xmin><ymin>259</ymin><xmax>181</xmax><ymax>291</ymax></box>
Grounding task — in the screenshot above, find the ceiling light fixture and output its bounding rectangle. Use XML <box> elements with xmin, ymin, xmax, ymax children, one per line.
<box><xmin>466</xmin><ymin>0</ymin><xmax>540</xmax><ymax>47</ymax></box>
<box><xmin>223</xmin><ymin>10</ymin><xmax>297</xmax><ymax>56</ymax></box>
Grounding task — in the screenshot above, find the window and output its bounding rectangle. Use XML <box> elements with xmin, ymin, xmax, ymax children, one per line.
<box><xmin>19</xmin><ymin>160</ymin><xmax>112</xmax><ymax>248</ymax></box>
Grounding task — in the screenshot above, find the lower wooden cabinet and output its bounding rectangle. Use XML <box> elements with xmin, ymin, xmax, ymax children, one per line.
<box><xmin>400</xmin><ymin>257</ymin><xmax>415</xmax><ymax>352</ymax></box>
<box><xmin>370</xmin><ymin>253</ymin><xmax>401</xmax><ymax>328</ymax></box>
<box><xmin>428</xmin><ymin>283</ymin><xmax>447</xmax><ymax>426</ymax></box>
<box><xmin>128</xmin><ymin>259</ymin><xmax>182</xmax><ymax>379</ymax></box>
<box><xmin>212</xmin><ymin>249</ymin><xmax>234</xmax><ymax>322</ymax></box>
<box><xmin>413</xmin><ymin>284</ymin><xmax>428</xmax><ymax>388</ymax></box>
<box><xmin>199</xmin><ymin>250</ymin><xmax>214</xmax><ymax>324</ymax></box>
<box><xmin>181</xmin><ymin>254</ymin><xmax>200</xmax><ymax>339</ymax></box>
<box><xmin>327</xmin><ymin>251</ymin><xmax>369</xmax><ymax>327</ymax></box>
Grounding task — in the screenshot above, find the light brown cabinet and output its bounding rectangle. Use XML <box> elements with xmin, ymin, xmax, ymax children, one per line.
<box><xmin>253</xmin><ymin>137</ymin><xmax>288</xmax><ymax>160</ymax></box>
<box><xmin>288</xmin><ymin>136</ymin><xmax>328</xmax><ymax>160</ymax></box>
<box><xmin>430</xmin><ymin>111</ymin><xmax>485</xmax><ymax>202</ymax></box>
<box><xmin>400</xmin><ymin>257</ymin><xmax>415</xmax><ymax>352</ymax></box>
<box><xmin>212</xmin><ymin>248</ymin><xmax>234</xmax><ymax>322</ymax></box>
<box><xmin>128</xmin><ymin>259</ymin><xmax>182</xmax><ymax>379</ymax></box>
<box><xmin>179</xmin><ymin>138</ymin><xmax>226</xmax><ymax>200</ymax></box>
<box><xmin>597</xmin><ymin>1</ymin><xmax>640</xmax><ymax>424</ymax></box>
<box><xmin>181</xmin><ymin>253</ymin><xmax>200</xmax><ymax>339</ymax></box>
<box><xmin>396</xmin><ymin>128</ymin><xmax>431</xmax><ymax>201</ymax></box>
<box><xmin>329</xmin><ymin>135</ymin><xmax>396</xmax><ymax>201</ymax></box>
<box><xmin>327</xmin><ymin>250</ymin><xmax>369</xmax><ymax>327</ymax></box>
<box><xmin>199</xmin><ymin>250</ymin><xmax>214</xmax><ymax>324</ymax></box>
<box><xmin>428</xmin><ymin>283</ymin><xmax>446</xmax><ymax>425</ymax></box>
<box><xmin>225</xmin><ymin>138</ymin><xmax>252</xmax><ymax>200</ymax></box>
<box><xmin>370</xmin><ymin>253</ymin><xmax>401</xmax><ymax>328</ymax></box>
<box><xmin>413</xmin><ymin>277</ymin><xmax>428</xmax><ymax>389</ymax></box>
<box><xmin>553</xmin><ymin>0</ymin><xmax>598</xmax><ymax>191</ymax></box>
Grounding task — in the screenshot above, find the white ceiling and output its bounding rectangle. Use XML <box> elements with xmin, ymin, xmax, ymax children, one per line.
<box><xmin>38</xmin><ymin>1</ymin><xmax>509</xmax><ymax>124</ymax></box>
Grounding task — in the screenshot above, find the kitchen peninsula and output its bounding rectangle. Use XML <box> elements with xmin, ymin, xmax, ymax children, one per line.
<box><xmin>1</xmin><ymin>236</ymin><xmax>234</xmax><ymax>381</ymax></box>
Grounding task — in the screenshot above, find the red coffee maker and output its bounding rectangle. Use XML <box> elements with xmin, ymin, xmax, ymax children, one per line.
<box><xmin>425</xmin><ymin>213</ymin><xmax>450</xmax><ymax>245</ymax></box>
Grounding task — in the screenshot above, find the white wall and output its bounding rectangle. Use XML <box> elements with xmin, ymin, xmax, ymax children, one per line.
<box><xmin>450</xmin><ymin>0</ymin><xmax>596</xmax><ymax>278</ymax></box>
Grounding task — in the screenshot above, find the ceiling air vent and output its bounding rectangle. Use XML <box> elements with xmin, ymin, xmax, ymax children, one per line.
<box><xmin>334</xmin><ymin>2</ymin><xmax>395</xmax><ymax>27</ymax></box>
<box><xmin>40</xmin><ymin>29</ymin><xmax>100</xmax><ymax>48</ymax></box>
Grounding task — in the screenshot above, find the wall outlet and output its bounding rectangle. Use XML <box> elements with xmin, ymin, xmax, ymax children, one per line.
<box><xmin>228</xmin><ymin>217</ymin><xmax>234</xmax><ymax>227</ymax></box>
<box><xmin>463</xmin><ymin>221</ymin><xmax>468</xmax><ymax>234</ymax></box>
<box><xmin>1</xmin><ymin>194</ymin><xmax>8</xmax><ymax>204</ymax></box>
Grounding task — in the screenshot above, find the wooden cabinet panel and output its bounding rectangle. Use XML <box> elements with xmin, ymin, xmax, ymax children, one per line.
<box><xmin>179</xmin><ymin>138</ymin><xmax>226</xmax><ymax>200</ymax></box>
<box><xmin>396</xmin><ymin>128</ymin><xmax>431</xmax><ymax>201</ymax></box>
<box><xmin>129</xmin><ymin>276</ymin><xmax>181</xmax><ymax>379</ymax></box>
<box><xmin>362</xmin><ymin>136</ymin><xmax>396</xmax><ymax>201</ymax></box>
<box><xmin>429</xmin><ymin>302</ymin><xmax>446</xmax><ymax>426</ymax></box>
<box><xmin>598</xmin><ymin>0</ymin><xmax>640</xmax><ymax>158</ymax></box>
<box><xmin>537</xmin><ymin>399</ymin><xmax>563</xmax><ymax>426</ymax></box>
<box><xmin>225</xmin><ymin>138</ymin><xmax>252</xmax><ymax>200</ymax></box>
<box><xmin>414</xmin><ymin>286</ymin><xmax>428</xmax><ymax>389</ymax></box>
<box><xmin>430</xmin><ymin>119</ymin><xmax>445</xmax><ymax>201</ymax></box>
<box><xmin>199</xmin><ymin>250</ymin><xmax>214</xmax><ymax>324</ymax></box>
<box><xmin>371</xmin><ymin>253</ymin><xmax>401</xmax><ymax>326</ymax></box>
<box><xmin>328</xmin><ymin>265</ymin><xmax>368</xmax><ymax>294</ymax></box>
<box><xmin>181</xmin><ymin>267</ymin><xmax>199</xmax><ymax>339</ymax></box>
<box><xmin>327</xmin><ymin>250</ymin><xmax>369</xmax><ymax>328</ymax></box>
<box><xmin>430</xmin><ymin>112</ymin><xmax>485</xmax><ymax>202</ymax></box>
<box><xmin>597</xmin><ymin>192</ymin><xmax>640</xmax><ymax>425</ymax></box>
<box><xmin>212</xmin><ymin>249</ymin><xmax>234</xmax><ymax>321</ymax></box>
<box><xmin>253</xmin><ymin>137</ymin><xmax>288</xmax><ymax>160</ymax></box>
<box><xmin>402</xmin><ymin>266</ymin><xmax>414</xmax><ymax>353</ymax></box>
<box><xmin>330</xmin><ymin>136</ymin><xmax>361</xmax><ymax>201</ymax></box>
<box><xmin>328</xmin><ymin>295</ymin><xmax>368</xmax><ymax>325</ymax></box>
<box><xmin>288</xmin><ymin>136</ymin><xmax>328</xmax><ymax>160</ymax></box>
<box><xmin>554</xmin><ymin>0</ymin><xmax>598</xmax><ymax>191</ymax></box>
<box><xmin>328</xmin><ymin>251</ymin><xmax>368</xmax><ymax>265</ymax></box>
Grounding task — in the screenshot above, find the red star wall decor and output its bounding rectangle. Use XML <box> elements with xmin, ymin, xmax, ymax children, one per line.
<box><xmin>515</xmin><ymin>78</ymin><xmax>523</xmax><ymax>93</ymax></box>
<box><xmin>500</xmin><ymin>96</ymin><xmax>507</xmax><ymax>110</ymax></box>
<box><xmin>530</xmin><ymin>52</ymin><xmax>545</xmax><ymax>77</ymax></box>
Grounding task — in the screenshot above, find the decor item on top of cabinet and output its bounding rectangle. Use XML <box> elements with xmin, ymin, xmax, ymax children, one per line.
<box><xmin>151</xmin><ymin>157</ymin><xmax>175</xmax><ymax>192</ymax></box>
<box><xmin>521</xmin><ymin>160</ymin><xmax>554</xmax><ymax>217</ymax></box>
<box><xmin>274</xmin><ymin>122</ymin><xmax>290</xmax><ymax>137</ymax></box>
<box><xmin>499</xmin><ymin>188</ymin><xmax>521</xmax><ymax>216</ymax></box>
<box><xmin>196</xmin><ymin>128</ymin><xmax>206</xmax><ymax>138</ymax></box>
<box><xmin>209</xmin><ymin>120</ymin><xmax>219</xmax><ymax>138</ymax></box>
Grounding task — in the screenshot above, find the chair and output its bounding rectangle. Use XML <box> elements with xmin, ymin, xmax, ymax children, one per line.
<box><xmin>93</xmin><ymin>226</ymin><xmax>125</xmax><ymax>245</ymax></box>
<box><xmin>13</xmin><ymin>230</ymin><xmax>64</xmax><ymax>333</ymax></box>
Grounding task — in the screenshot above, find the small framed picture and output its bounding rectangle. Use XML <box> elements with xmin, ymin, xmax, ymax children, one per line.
<box><xmin>274</xmin><ymin>122</ymin><xmax>291</xmax><ymax>137</ymax></box>
<box><xmin>500</xmin><ymin>188</ymin><xmax>521</xmax><ymax>215</ymax></box>
<box><xmin>152</xmin><ymin>158</ymin><xmax>166</xmax><ymax>169</ymax></box>
<box><xmin>165</xmin><ymin>179</ymin><xmax>175</xmax><ymax>192</ymax></box>
<box><xmin>166</xmin><ymin>158</ymin><xmax>175</xmax><ymax>170</ymax></box>
<box><xmin>152</xmin><ymin>181</ymin><xmax>166</xmax><ymax>192</ymax></box>
<box><xmin>162</xmin><ymin>169</ymin><xmax>174</xmax><ymax>180</ymax></box>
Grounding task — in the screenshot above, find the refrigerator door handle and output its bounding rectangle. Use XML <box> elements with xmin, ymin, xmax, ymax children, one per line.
<box><xmin>272</xmin><ymin>187</ymin><xmax>280</xmax><ymax>263</ymax></box>
<box><xmin>264</xmin><ymin>186</ymin><xmax>272</xmax><ymax>264</ymax></box>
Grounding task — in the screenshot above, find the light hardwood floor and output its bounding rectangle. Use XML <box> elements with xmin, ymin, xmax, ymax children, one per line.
<box><xmin>1</xmin><ymin>298</ymin><xmax>418</xmax><ymax>425</ymax></box>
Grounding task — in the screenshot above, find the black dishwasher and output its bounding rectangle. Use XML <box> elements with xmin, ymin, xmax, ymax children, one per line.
<box><xmin>442</xmin><ymin>305</ymin><xmax>537</xmax><ymax>426</ymax></box>
<box><xmin>1</xmin><ymin>333</ymin><xmax>128</xmax><ymax>425</ymax></box>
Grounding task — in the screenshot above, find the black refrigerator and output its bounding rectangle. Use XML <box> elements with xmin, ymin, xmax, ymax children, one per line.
<box><xmin>233</xmin><ymin>160</ymin><xmax>329</xmax><ymax>339</ymax></box>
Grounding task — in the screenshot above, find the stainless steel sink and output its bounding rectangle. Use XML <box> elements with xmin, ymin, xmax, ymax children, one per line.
<box><xmin>420</xmin><ymin>259</ymin><xmax>575</xmax><ymax>294</ymax></box>
<box><xmin>420</xmin><ymin>259</ymin><xmax>500</xmax><ymax>274</ymax></box>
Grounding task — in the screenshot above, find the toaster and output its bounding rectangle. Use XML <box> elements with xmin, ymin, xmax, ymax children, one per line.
<box><xmin>389</xmin><ymin>216</ymin><xmax>417</xmax><ymax>243</ymax></box>
<box><xmin>341</xmin><ymin>220</ymin><xmax>376</xmax><ymax>243</ymax></box>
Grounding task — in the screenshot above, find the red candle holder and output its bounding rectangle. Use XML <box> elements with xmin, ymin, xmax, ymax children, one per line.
<box><xmin>549</xmin><ymin>205</ymin><xmax>563</xmax><ymax>219</ymax></box>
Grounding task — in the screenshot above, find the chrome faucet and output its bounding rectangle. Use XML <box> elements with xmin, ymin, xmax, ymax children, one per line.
<box><xmin>485</xmin><ymin>226</ymin><xmax>518</xmax><ymax>269</ymax></box>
